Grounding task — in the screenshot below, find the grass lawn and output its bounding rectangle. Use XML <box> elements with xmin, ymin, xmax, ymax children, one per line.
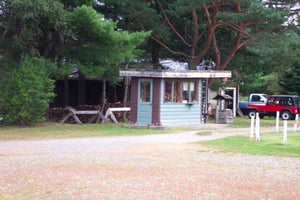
<box><xmin>200</xmin><ymin>131</ymin><xmax>300</xmax><ymax>157</ymax></box>
<box><xmin>204</xmin><ymin>116</ymin><xmax>300</xmax><ymax>157</ymax></box>
<box><xmin>0</xmin><ymin>123</ymin><xmax>178</xmax><ymax>140</ymax></box>
<box><xmin>228</xmin><ymin>116</ymin><xmax>297</xmax><ymax>128</ymax></box>
<box><xmin>1</xmin><ymin>116</ymin><xmax>300</xmax><ymax>157</ymax></box>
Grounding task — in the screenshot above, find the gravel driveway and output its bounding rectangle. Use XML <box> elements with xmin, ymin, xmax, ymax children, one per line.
<box><xmin>1</xmin><ymin>125</ymin><xmax>300</xmax><ymax>200</ymax></box>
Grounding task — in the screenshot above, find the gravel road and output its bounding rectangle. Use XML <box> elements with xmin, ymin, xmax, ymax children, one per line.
<box><xmin>1</xmin><ymin>125</ymin><xmax>300</xmax><ymax>200</ymax></box>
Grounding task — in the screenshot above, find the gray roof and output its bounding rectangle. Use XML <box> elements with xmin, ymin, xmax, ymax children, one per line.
<box><xmin>119</xmin><ymin>69</ymin><xmax>231</xmax><ymax>79</ymax></box>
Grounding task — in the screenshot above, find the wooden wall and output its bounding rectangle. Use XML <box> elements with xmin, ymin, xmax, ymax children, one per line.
<box><xmin>129</xmin><ymin>78</ymin><xmax>138</xmax><ymax>124</ymax></box>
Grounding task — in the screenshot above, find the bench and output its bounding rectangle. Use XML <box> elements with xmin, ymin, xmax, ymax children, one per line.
<box><xmin>104</xmin><ymin>107</ymin><xmax>130</xmax><ymax>123</ymax></box>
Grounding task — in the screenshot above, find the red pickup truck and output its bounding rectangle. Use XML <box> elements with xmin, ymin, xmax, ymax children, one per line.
<box><xmin>247</xmin><ymin>95</ymin><xmax>300</xmax><ymax>120</ymax></box>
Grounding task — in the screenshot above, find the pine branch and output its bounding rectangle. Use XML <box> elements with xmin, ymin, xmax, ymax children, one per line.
<box><xmin>155</xmin><ymin>0</ymin><xmax>191</xmax><ymax>48</ymax></box>
<box><xmin>134</xmin><ymin>17</ymin><xmax>190</xmax><ymax>58</ymax></box>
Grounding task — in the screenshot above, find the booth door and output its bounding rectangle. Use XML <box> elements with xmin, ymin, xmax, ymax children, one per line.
<box><xmin>137</xmin><ymin>79</ymin><xmax>153</xmax><ymax>125</ymax></box>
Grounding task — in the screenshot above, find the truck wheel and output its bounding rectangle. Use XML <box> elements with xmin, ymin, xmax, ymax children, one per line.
<box><xmin>248</xmin><ymin>110</ymin><xmax>257</xmax><ymax>118</ymax></box>
<box><xmin>281</xmin><ymin>111</ymin><xmax>291</xmax><ymax>120</ymax></box>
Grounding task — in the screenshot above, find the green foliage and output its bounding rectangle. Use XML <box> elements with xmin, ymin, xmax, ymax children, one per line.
<box><xmin>99</xmin><ymin>0</ymin><xmax>291</xmax><ymax>70</ymax></box>
<box><xmin>278</xmin><ymin>62</ymin><xmax>300</xmax><ymax>96</ymax></box>
<box><xmin>0</xmin><ymin>0</ymin><xmax>69</xmax><ymax>59</ymax></box>
<box><xmin>0</xmin><ymin>56</ymin><xmax>55</xmax><ymax>126</ymax></box>
<box><xmin>230</xmin><ymin>30</ymin><xmax>300</xmax><ymax>95</ymax></box>
<box><xmin>67</xmin><ymin>5</ymin><xmax>150</xmax><ymax>79</ymax></box>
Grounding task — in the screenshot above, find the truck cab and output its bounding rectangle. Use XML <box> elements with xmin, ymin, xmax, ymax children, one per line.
<box><xmin>249</xmin><ymin>94</ymin><xmax>268</xmax><ymax>103</ymax></box>
<box><xmin>239</xmin><ymin>93</ymin><xmax>268</xmax><ymax>115</ymax></box>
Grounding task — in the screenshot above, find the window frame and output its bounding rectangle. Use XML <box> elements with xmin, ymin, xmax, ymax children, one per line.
<box><xmin>164</xmin><ymin>79</ymin><xmax>198</xmax><ymax>103</ymax></box>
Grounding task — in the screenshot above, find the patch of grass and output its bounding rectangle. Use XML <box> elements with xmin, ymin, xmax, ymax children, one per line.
<box><xmin>0</xmin><ymin>122</ymin><xmax>177</xmax><ymax>140</ymax></box>
<box><xmin>229</xmin><ymin>116</ymin><xmax>296</xmax><ymax>128</ymax></box>
<box><xmin>196</xmin><ymin>131</ymin><xmax>212</xmax><ymax>136</ymax></box>
<box><xmin>200</xmin><ymin>131</ymin><xmax>300</xmax><ymax>157</ymax></box>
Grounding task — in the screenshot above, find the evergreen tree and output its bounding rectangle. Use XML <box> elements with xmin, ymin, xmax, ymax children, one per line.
<box><xmin>279</xmin><ymin>62</ymin><xmax>300</xmax><ymax>95</ymax></box>
<box><xmin>97</xmin><ymin>0</ymin><xmax>288</xmax><ymax>70</ymax></box>
<box><xmin>0</xmin><ymin>56</ymin><xmax>55</xmax><ymax>126</ymax></box>
<box><xmin>0</xmin><ymin>0</ymin><xmax>150</xmax><ymax>125</ymax></box>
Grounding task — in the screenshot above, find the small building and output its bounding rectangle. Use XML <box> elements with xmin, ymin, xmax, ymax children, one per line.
<box><xmin>119</xmin><ymin>69</ymin><xmax>231</xmax><ymax>126</ymax></box>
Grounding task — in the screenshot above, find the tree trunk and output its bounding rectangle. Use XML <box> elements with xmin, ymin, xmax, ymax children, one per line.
<box><xmin>63</xmin><ymin>76</ymin><xmax>69</xmax><ymax>107</ymax></box>
<box><xmin>102</xmin><ymin>78</ymin><xmax>106</xmax><ymax>105</ymax></box>
<box><xmin>40</xmin><ymin>30</ymin><xmax>53</xmax><ymax>58</ymax></box>
<box><xmin>188</xmin><ymin>58</ymin><xmax>198</xmax><ymax>70</ymax></box>
<box><xmin>151</xmin><ymin>40</ymin><xmax>161</xmax><ymax>69</ymax></box>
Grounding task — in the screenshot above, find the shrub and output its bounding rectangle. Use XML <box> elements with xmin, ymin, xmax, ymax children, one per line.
<box><xmin>0</xmin><ymin>56</ymin><xmax>55</xmax><ymax>126</ymax></box>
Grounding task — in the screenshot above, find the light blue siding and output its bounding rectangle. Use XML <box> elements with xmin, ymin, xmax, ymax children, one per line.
<box><xmin>160</xmin><ymin>80</ymin><xmax>202</xmax><ymax>126</ymax></box>
<box><xmin>160</xmin><ymin>103</ymin><xmax>201</xmax><ymax>125</ymax></box>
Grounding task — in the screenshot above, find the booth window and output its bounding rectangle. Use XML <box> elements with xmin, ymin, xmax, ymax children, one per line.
<box><xmin>164</xmin><ymin>80</ymin><xmax>198</xmax><ymax>103</ymax></box>
<box><xmin>182</xmin><ymin>81</ymin><xmax>196</xmax><ymax>102</ymax></box>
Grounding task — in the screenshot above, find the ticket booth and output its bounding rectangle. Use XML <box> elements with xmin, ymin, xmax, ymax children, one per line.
<box><xmin>119</xmin><ymin>70</ymin><xmax>231</xmax><ymax>126</ymax></box>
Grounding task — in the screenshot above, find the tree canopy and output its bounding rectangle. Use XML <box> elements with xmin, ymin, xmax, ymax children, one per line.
<box><xmin>0</xmin><ymin>0</ymin><xmax>150</xmax><ymax>125</ymax></box>
<box><xmin>0</xmin><ymin>0</ymin><xmax>150</xmax><ymax>79</ymax></box>
<box><xmin>97</xmin><ymin>0</ymin><xmax>289</xmax><ymax>71</ymax></box>
<box><xmin>0</xmin><ymin>0</ymin><xmax>299</xmax><ymax>98</ymax></box>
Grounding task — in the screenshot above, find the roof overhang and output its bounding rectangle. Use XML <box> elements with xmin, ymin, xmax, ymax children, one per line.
<box><xmin>119</xmin><ymin>69</ymin><xmax>231</xmax><ymax>79</ymax></box>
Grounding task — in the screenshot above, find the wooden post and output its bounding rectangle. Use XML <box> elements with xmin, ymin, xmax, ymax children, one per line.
<box><xmin>255</xmin><ymin>112</ymin><xmax>260</xmax><ymax>142</ymax></box>
<box><xmin>64</xmin><ymin>76</ymin><xmax>69</xmax><ymax>107</ymax></box>
<box><xmin>283</xmin><ymin>120</ymin><xmax>288</xmax><ymax>145</ymax></box>
<box><xmin>102</xmin><ymin>77</ymin><xmax>106</xmax><ymax>105</ymax></box>
<box><xmin>294</xmin><ymin>114</ymin><xmax>298</xmax><ymax>132</ymax></box>
<box><xmin>250</xmin><ymin>115</ymin><xmax>255</xmax><ymax>138</ymax></box>
<box><xmin>276</xmin><ymin>111</ymin><xmax>280</xmax><ymax>133</ymax></box>
<box><xmin>78</xmin><ymin>72</ymin><xmax>86</xmax><ymax>105</ymax></box>
<box><xmin>123</xmin><ymin>76</ymin><xmax>130</xmax><ymax>120</ymax></box>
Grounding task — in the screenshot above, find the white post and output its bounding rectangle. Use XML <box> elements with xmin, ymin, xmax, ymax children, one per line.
<box><xmin>294</xmin><ymin>114</ymin><xmax>298</xmax><ymax>132</ymax></box>
<box><xmin>250</xmin><ymin>115</ymin><xmax>255</xmax><ymax>138</ymax></box>
<box><xmin>276</xmin><ymin>111</ymin><xmax>280</xmax><ymax>133</ymax></box>
<box><xmin>283</xmin><ymin>120</ymin><xmax>288</xmax><ymax>145</ymax></box>
<box><xmin>255</xmin><ymin>112</ymin><xmax>260</xmax><ymax>142</ymax></box>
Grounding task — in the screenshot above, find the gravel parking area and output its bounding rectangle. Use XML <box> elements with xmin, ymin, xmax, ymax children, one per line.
<box><xmin>1</xmin><ymin>126</ymin><xmax>300</xmax><ymax>200</ymax></box>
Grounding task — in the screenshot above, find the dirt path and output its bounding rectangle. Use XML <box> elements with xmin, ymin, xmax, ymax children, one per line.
<box><xmin>1</xmin><ymin>126</ymin><xmax>300</xmax><ymax>200</ymax></box>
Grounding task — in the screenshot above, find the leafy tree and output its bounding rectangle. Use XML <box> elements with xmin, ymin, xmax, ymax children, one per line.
<box><xmin>0</xmin><ymin>56</ymin><xmax>55</xmax><ymax>126</ymax></box>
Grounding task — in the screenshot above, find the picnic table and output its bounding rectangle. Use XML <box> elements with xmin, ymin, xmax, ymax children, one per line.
<box><xmin>60</xmin><ymin>107</ymin><xmax>130</xmax><ymax>124</ymax></box>
<box><xmin>60</xmin><ymin>107</ymin><xmax>107</xmax><ymax>124</ymax></box>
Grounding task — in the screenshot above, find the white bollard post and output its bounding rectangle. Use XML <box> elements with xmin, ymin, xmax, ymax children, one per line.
<box><xmin>276</xmin><ymin>111</ymin><xmax>280</xmax><ymax>133</ymax></box>
<box><xmin>250</xmin><ymin>115</ymin><xmax>255</xmax><ymax>139</ymax></box>
<box><xmin>255</xmin><ymin>112</ymin><xmax>260</xmax><ymax>142</ymax></box>
<box><xmin>283</xmin><ymin>120</ymin><xmax>288</xmax><ymax>145</ymax></box>
<box><xmin>294</xmin><ymin>114</ymin><xmax>298</xmax><ymax>132</ymax></box>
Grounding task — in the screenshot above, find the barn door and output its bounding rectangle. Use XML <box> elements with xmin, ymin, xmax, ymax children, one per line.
<box><xmin>137</xmin><ymin>79</ymin><xmax>153</xmax><ymax>125</ymax></box>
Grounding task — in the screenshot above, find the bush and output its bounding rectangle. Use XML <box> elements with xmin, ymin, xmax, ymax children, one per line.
<box><xmin>0</xmin><ymin>56</ymin><xmax>55</xmax><ymax>126</ymax></box>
